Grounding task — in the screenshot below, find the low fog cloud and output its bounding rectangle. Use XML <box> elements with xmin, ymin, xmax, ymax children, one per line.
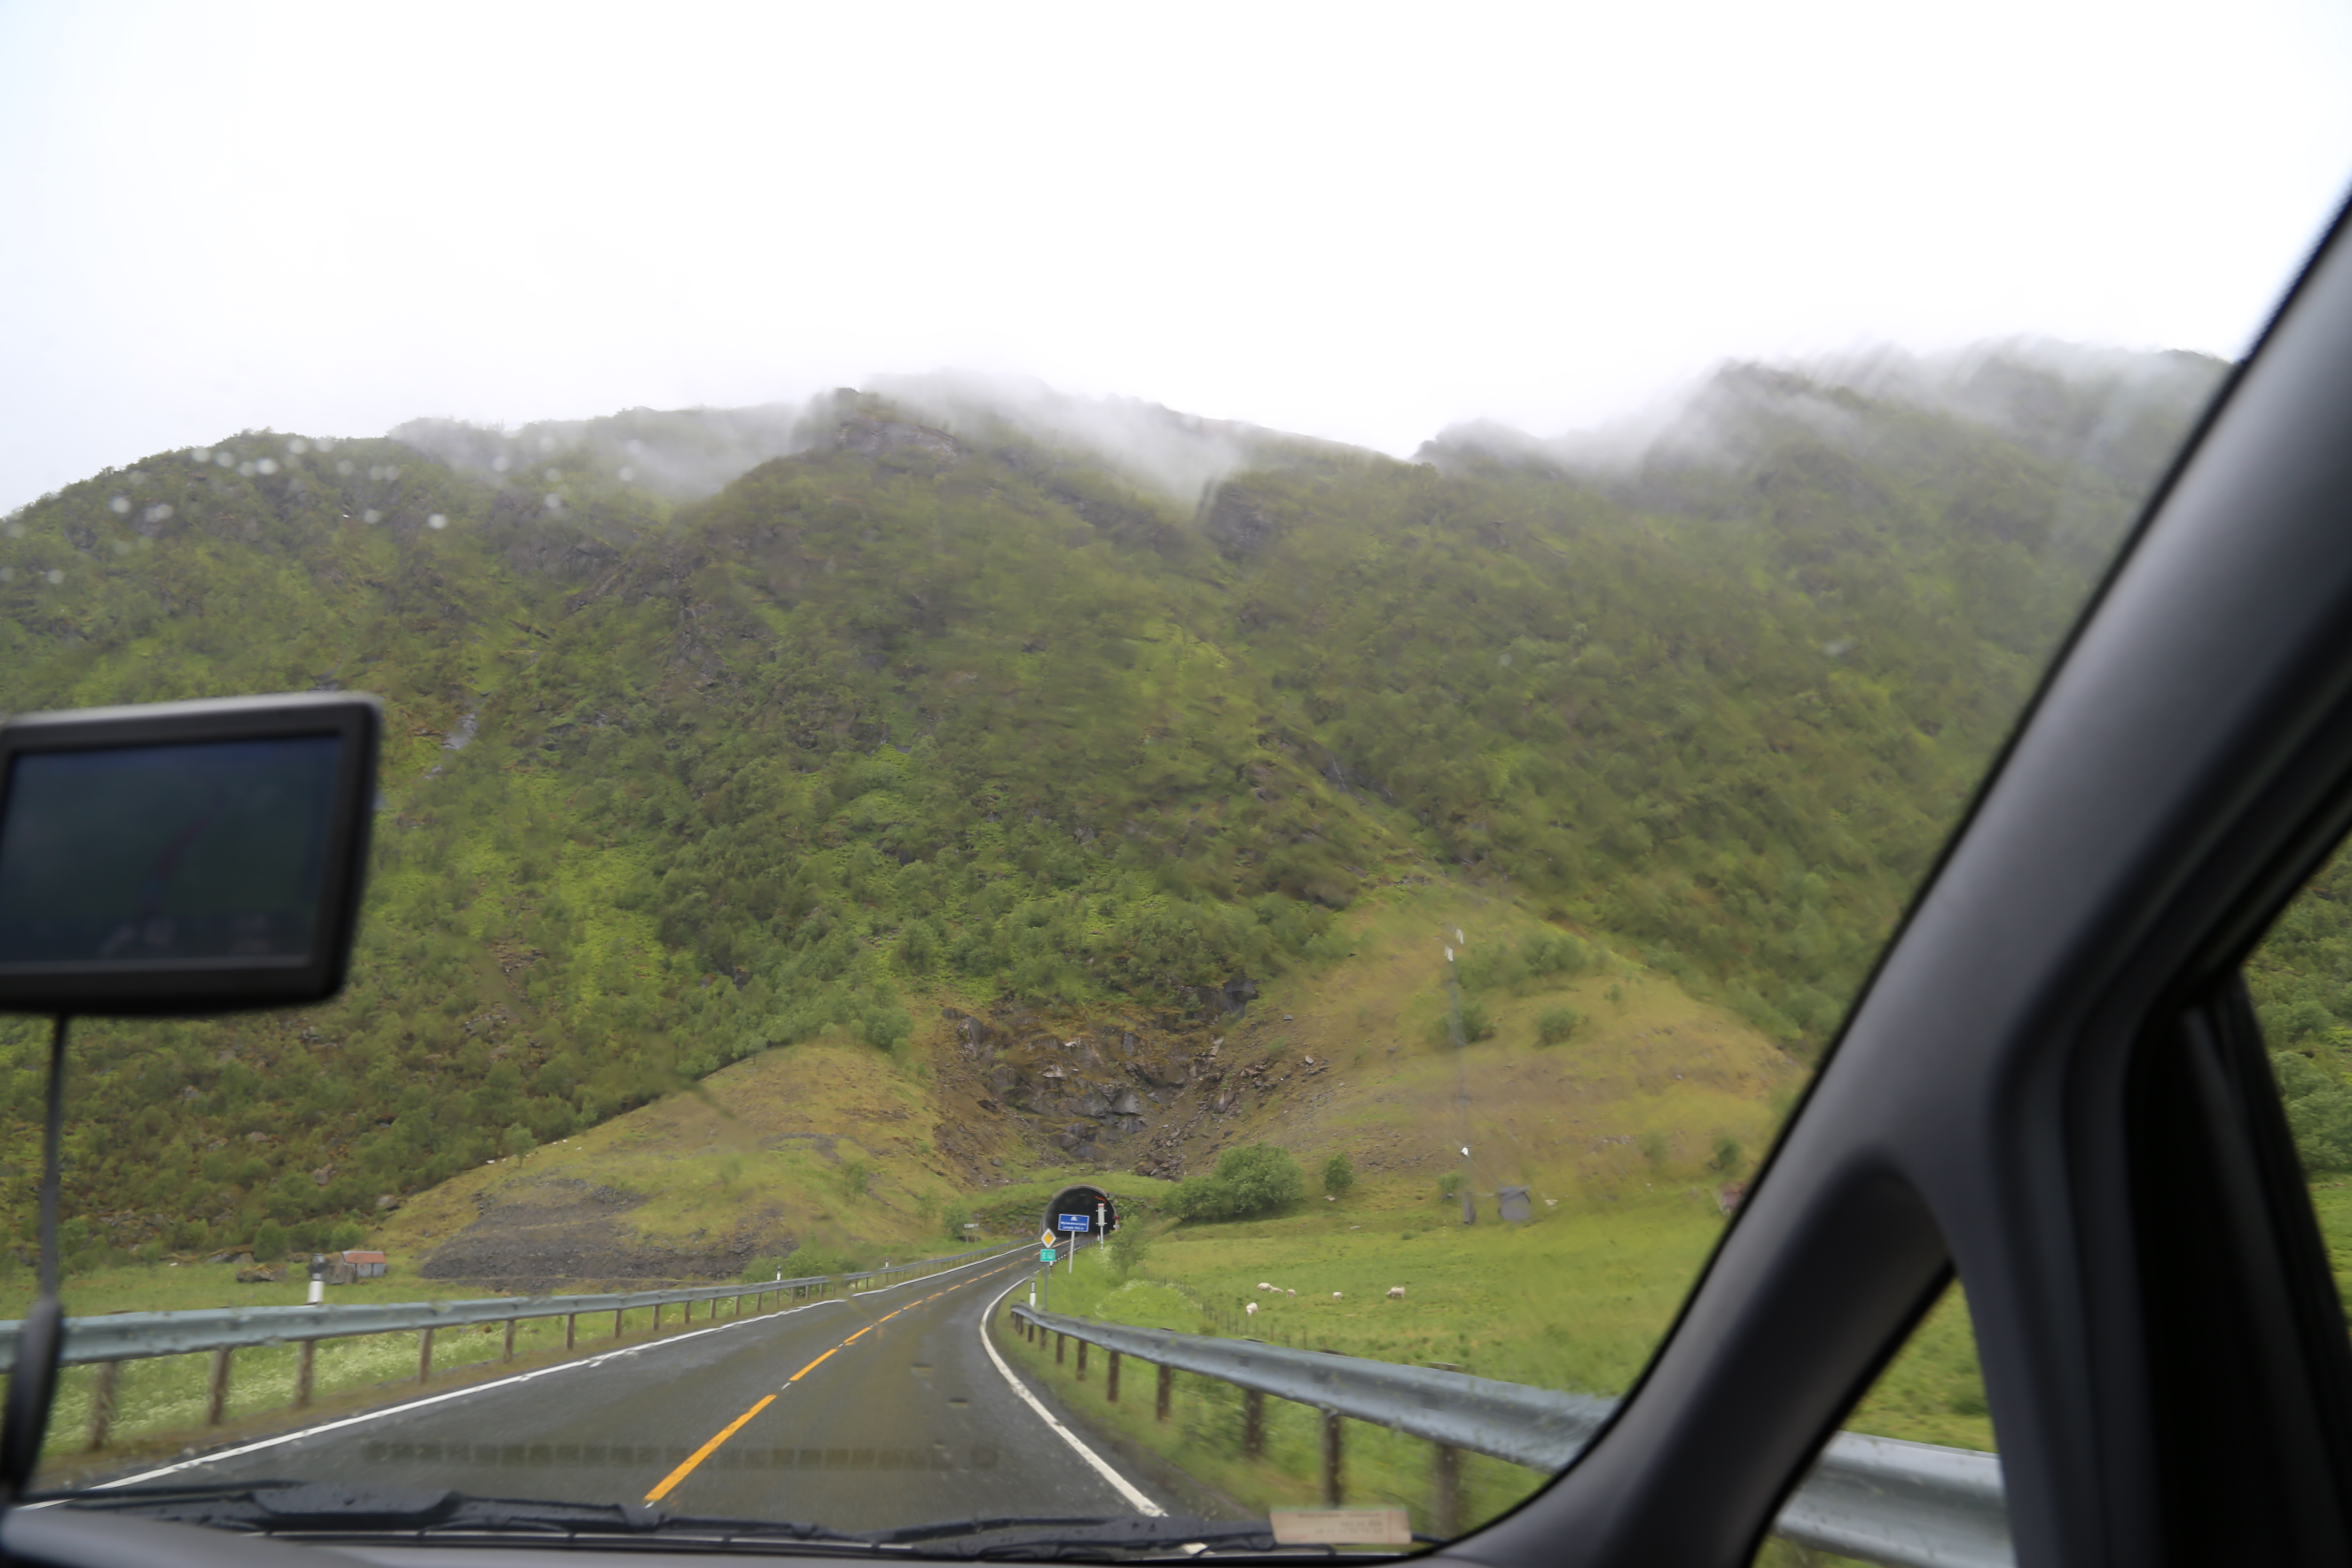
<box><xmin>1427</xmin><ymin>338</ymin><xmax>2231</xmax><ymax>489</ymax></box>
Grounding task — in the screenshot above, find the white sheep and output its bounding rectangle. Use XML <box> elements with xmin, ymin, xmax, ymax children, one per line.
<box><xmin>1257</xmin><ymin>1282</ymin><xmax>1273</xmax><ymax>1291</ymax></box>
<box><xmin>1245</xmin><ymin>1301</ymin><xmax>1258</xmax><ymax>1316</ymax></box>
<box><xmin>1332</xmin><ymin>1291</ymin><xmax>1344</xmax><ymax>1299</ymax></box>
<box><xmin>1386</xmin><ymin>1286</ymin><xmax>1406</xmax><ymax>1298</ymax></box>
<box><xmin>1286</xmin><ymin>1288</ymin><xmax>1296</xmax><ymax>1296</ymax></box>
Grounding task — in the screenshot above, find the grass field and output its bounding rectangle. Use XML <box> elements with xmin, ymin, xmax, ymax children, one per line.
<box><xmin>1000</xmin><ymin>1191</ymin><xmax>1998</xmax><ymax>1540</ymax></box>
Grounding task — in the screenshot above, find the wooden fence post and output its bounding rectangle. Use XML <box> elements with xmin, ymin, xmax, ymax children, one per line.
<box><xmin>1320</xmin><ymin>1411</ymin><xmax>1344</xmax><ymax>1506</ymax></box>
<box><xmin>502</xmin><ymin>1319</ymin><xmax>517</xmax><ymax>1363</ymax></box>
<box><xmin>565</xmin><ymin>1314</ymin><xmax>577</xmax><ymax>1351</ymax></box>
<box><xmin>612</xmin><ymin>1309</ymin><xmax>623</xmax><ymax>1338</ymax></box>
<box><xmin>206</xmin><ymin>1348</ymin><xmax>232</xmax><ymax>1426</ymax></box>
<box><xmin>1432</xmin><ymin>1443</ymin><xmax>1462</xmax><ymax>1538</ymax></box>
<box><xmin>1077</xmin><ymin>1340</ymin><xmax>1088</xmax><ymax>1381</ymax></box>
<box><xmin>1106</xmin><ymin>1350</ymin><xmax>1120</xmax><ymax>1403</ymax></box>
<box><xmin>653</xmin><ymin>1303</ymin><xmax>663</xmax><ymax>1331</ymax></box>
<box><xmin>1242</xmin><ymin>1388</ymin><xmax>1265</xmax><ymax>1458</ymax></box>
<box><xmin>295</xmin><ymin>1339</ymin><xmax>316</xmax><ymax>1409</ymax></box>
<box><xmin>418</xmin><ymin>1327</ymin><xmax>435</xmax><ymax>1384</ymax></box>
<box><xmin>1156</xmin><ymin>1364</ymin><xmax>1173</xmax><ymax>1422</ymax></box>
<box><xmin>86</xmin><ymin>1360</ymin><xmax>120</xmax><ymax>1451</ymax></box>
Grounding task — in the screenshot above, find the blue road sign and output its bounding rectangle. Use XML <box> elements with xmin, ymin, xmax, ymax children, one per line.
<box><xmin>1058</xmin><ymin>1214</ymin><xmax>1090</xmax><ymax>1232</ymax></box>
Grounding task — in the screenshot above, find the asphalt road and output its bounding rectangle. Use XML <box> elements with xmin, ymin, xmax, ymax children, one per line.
<box><xmin>117</xmin><ymin>1250</ymin><xmax>1186</xmax><ymax>1533</ymax></box>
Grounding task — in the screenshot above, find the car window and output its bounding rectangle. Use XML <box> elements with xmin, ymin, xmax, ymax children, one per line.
<box><xmin>1</xmin><ymin>4</ymin><xmax>2349</xmax><ymax>1562</ymax></box>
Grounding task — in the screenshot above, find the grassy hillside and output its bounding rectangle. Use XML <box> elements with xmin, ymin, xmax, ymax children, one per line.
<box><xmin>0</xmin><ymin>349</ymin><xmax>2228</xmax><ymax>1271</ymax></box>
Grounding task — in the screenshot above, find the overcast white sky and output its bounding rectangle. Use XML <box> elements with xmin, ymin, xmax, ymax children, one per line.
<box><xmin>2</xmin><ymin>0</ymin><xmax>2349</xmax><ymax>512</ymax></box>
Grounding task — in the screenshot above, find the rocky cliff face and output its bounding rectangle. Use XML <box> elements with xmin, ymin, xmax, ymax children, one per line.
<box><xmin>934</xmin><ymin>986</ymin><xmax>1343</xmax><ymax>1181</ymax></box>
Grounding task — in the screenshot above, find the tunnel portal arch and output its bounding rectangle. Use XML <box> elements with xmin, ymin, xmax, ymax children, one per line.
<box><xmin>1040</xmin><ymin>1183</ymin><xmax>1119</xmax><ymax>1242</ymax></box>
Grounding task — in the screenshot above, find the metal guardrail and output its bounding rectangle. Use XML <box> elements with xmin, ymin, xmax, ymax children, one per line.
<box><xmin>0</xmin><ymin>1241</ymin><xmax>1021</xmax><ymax>1373</ymax></box>
<box><xmin>0</xmin><ymin>1240</ymin><xmax>1027</xmax><ymax>1452</ymax></box>
<box><xmin>1008</xmin><ymin>1304</ymin><xmax>2010</xmax><ymax>1568</ymax></box>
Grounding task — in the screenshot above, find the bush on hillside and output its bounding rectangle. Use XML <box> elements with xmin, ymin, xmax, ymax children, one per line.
<box><xmin>2272</xmin><ymin>1050</ymin><xmax>2352</xmax><ymax>1171</ymax></box>
<box><xmin>1165</xmin><ymin>1144</ymin><xmax>1303</xmax><ymax>1222</ymax></box>
<box><xmin>1322</xmin><ymin>1151</ymin><xmax>1354</xmax><ymax>1197</ymax></box>
<box><xmin>1536</xmin><ymin>1007</ymin><xmax>1580</xmax><ymax>1045</ymax></box>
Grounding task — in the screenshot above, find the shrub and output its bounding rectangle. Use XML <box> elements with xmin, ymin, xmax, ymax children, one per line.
<box><xmin>1437</xmin><ymin>1170</ymin><xmax>1464</xmax><ymax>1203</ymax></box>
<box><xmin>503</xmin><ymin>1124</ymin><xmax>537</xmax><ymax>1159</ymax></box>
<box><xmin>1322</xmin><ymin>1151</ymin><xmax>1355</xmax><ymax>1197</ymax></box>
<box><xmin>1536</xmin><ymin>1007</ymin><xmax>1579</xmax><ymax>1045</ymax></box>
<box><xmin>1109</xmin><ymin>1224</ymin><xmax>1152</xmax><ymax>1278</ymax></box>
<box><xmin>1165</xmin><ymin>1144</ymin><xmax>1304</xmax><ymax>1222</ymax></box>
<box><xmin>253</xmin><ymin>1220</ymin><xmax>289</xmax><ymax>1261</ymax></box>
<box><xmin>1640</xmin><ymin>1130</ymin><xmax>1669</xmax><ymax>1170</ymax></box>
<box><xmin>1711</xmin><ymin>1135</ymin><xmax>1744</xmax><ymax>1174</ymax></box>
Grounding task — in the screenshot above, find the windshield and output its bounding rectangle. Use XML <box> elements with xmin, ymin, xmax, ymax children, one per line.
<box><xmin>1</xmin><ymin>3</ymin><xmax>2348</xmax><ymax>1558</ymax></box>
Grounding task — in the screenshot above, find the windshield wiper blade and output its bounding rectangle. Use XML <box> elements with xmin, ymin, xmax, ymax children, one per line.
<box><xmin>868</xmin><ymin>1514</ymin><xmax>1308</xmax><ymax>1559</ymax></box>
<box><xmin>55</xmin><ymin>1480</ymin><xmax>869</xmax><ymax>1546</ymax></box>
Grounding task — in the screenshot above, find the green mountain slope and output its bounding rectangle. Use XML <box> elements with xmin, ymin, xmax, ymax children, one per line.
<box><xmin>0</xmin><ymin>348</ymin><xmax>2227</xmax><ymax>1269</ymax></box>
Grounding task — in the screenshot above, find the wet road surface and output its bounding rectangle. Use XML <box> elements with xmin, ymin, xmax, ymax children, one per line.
<box><xmin>109</xmin><ymin>1251</ymin><xmax>1177</xmax><ymax>1533</ymax></box>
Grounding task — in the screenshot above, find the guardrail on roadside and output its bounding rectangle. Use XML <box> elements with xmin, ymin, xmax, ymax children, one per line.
<box><xmin>1006</xmin><ymin>1304</ymin><xmax>2010</xmax><ymax>1568</ymax></box>
<box><xmin>0</xmin><ymin>1241</ymin><xmax>1027</xmax><ymax>1453</ymax></box>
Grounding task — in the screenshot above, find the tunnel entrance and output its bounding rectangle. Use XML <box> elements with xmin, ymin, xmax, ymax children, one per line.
<box><xmin>1040</xmin><ymin>1184</ymin><xmax>1118</xmax><ymax>1243</ymax></box>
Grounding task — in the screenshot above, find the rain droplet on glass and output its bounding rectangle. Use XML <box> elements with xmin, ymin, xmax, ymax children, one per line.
<box><xmin>216</xmin><ymin>453</ymin><xmax>235</xmax><ymax>468</ymax></box>
<box><xmin>45</xmin><ymin>570</ymin><xmax>64</xmax><ymax>585</ymax></box>
<box><xmin>544</xmin><ymin>468</ymin><xmax>560</xmax><ymax>483</ymax></box>
<box><xmin>256</xmin><ymin>458</ymin><xmax>279</xmax><ymax>475</ymax></box>
<box><xmin>193</xmin><ymin>449</ymin><xmax>213</xmax><ymax>465</ymax></box>
<box><xmin>0</xmin><ymin>567</ymin><xmax>12</xmax><ymax>583</ymax></box>
<box><xmin>543</xmin><ymin>493</ymin><xmax>562</xmax><ymax>511</ymax></box>
<box><xmin>491</xmin><ymin>456</ymin><xmax>510</xmax><ymax>473</ymax></box>
<box><xmin>618</xmin><ymin>466</ymin><xmax>635</xmax><ymax>482</ymax></box>
<box><xmin>337</xmin><ymin>460</ymin><xmax>355</xmax><ymax>476</ymax></box>
<box><xmin>112</xmin><ymin>541</ymin><xmax>131</xmax><ymax>557</ymax></box>
<box><xmin>427</xmin><ymin>514</ymin><xmax>448</xmax><ymax>530</ymax></box>
<box><xmin>287</xmin><ymin>438</ymin><xmax>309</xmax><ymax>455</ymax></box>
<box><xmin>109</xmin><ymin>496</ymin><xmax>129</xmax><ymax>514</ymax></box>
<box><xmin>144</xmin><ymin>504</ymin><xmax>172</xmax><ymax>523</ymax></box>
<box><xmin>362</xmin><ymin>509</ymin><xmax>382</xmax><ymax>524</ymax></box>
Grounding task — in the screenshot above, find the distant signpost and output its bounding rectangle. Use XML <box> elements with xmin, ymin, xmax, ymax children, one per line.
<box><xmin>1058</xmin><ymin>1214</ymin><xmax>1090</xmax><ymax>1232</ymax></box>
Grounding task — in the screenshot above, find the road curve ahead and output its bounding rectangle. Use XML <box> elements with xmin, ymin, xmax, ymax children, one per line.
<box><xmin>115</xmin><ymin>1253</ymin><xmax>1184</xmax><ymax>1532</ymax></box>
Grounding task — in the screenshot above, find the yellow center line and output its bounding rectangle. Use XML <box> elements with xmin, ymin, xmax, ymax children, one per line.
<box><xmin>644</xmin><ymin>1394</ymin><xmax>775</xmax><ymax>1503</ymax></box>
<box><xmin>790</xmin><ymin>1347</ymin><xmax>839</xmax><ymax>1381</ymax></box>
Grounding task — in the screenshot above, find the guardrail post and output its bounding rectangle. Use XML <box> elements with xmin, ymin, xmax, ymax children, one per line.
<box><xmin>1056</xmin><ymin>1332</ymin><xmax>1066</xmax><ymax>1366</ymax></box>
<box><xmin>86</xmin><ymin>1359</ymin><xmax>120</xmax><ymax>1451</ymax></box>
<box><xmin>684</xmin><ymin>1298</ymin><xmax>694</xmax><ymax>1324</ymax></box>
<box><xmin>1320</xmin><ymin>1411</ymin><xmax>1344</xmax><ymax>1505</ymax></box>
<box><xmin>612</xmin><ymin>1309</ymin><xmax>623</xmax><ymax>1339</ymax></box>
<box><xmin>206</xmin><ymin>1347</ymin><xmax>232</xmax><ymax>1425</ymax></box>
<box><xmin>1156</xmin><ymin>1363</ymin><xmax>1172</xmax><ymax>1421</ymax></box>
<box><xmin>418</xmin><ymin>1327</ymin><xmax>435</xmax><ymax>1384</ymax></box>
<box><xmin>1242</xmin><ymin>1387</ymin><xmax>1265</xmax><ymax>1458</ymax></box>
<box><xmin>1431</xmin><ymin>1444</ymin><xmax>1461</xmax><ymax>1538</ymax></box>
<box><xmin>295</xmin><ymin>1339</ymin><xmax>316</xmax><ymax>1409</ymax></box>
<box><xmin>503</xmin><ymin>1319</ymin><xmax>517</xmax><ymax>1363</ymax></box>
<box><xmin>1077</xmin><ymin>1339</ymin><xmax>1088</xmax><ymax>1381</ymax></box>
<box><xmin>1106</xmin><ymin>1350</ymin><xmax>1120</xmax><ymax>1403</ymax></box>
<box><xmin>653</xmin><ymin>1303</ymin><xmax>663</xmax><ymax>1331</ymax></box>
<box><xmin>566</xmin><ymin>1313</ymin><xmax>577</xmax><ymax>1350</ymax></box>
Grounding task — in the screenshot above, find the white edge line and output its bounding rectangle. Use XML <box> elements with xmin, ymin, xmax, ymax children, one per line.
<box><xmin>979</xmin><ymin>1272</ymin><xmax>1164</xmax><ymax>1518</ymax></box>
<box><xmin>90</xmin><ymin>1294</ymin><xmax>849</xmax><ymax>1491</ymax></box>
<box><xmin>90</xmin><ymin>1245</ymin><xmax>1031</xmax><ymax>1494</ymax></box>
